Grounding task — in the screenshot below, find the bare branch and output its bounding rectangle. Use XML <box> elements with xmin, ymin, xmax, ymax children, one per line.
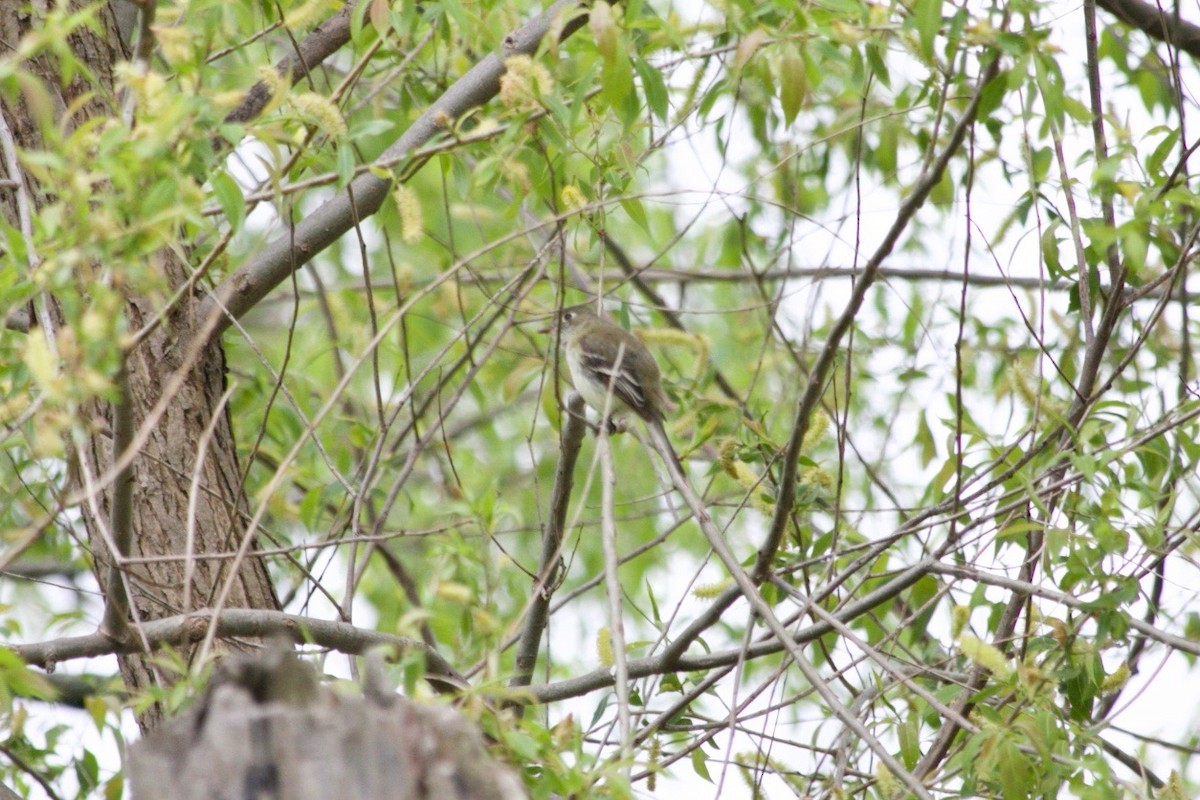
<box><xmin>598</xmin><ymin>431</ymin><xmax>632</xmax><ymax>772</ymax></box>
<box><xmin>530</xmin><ymin>555</ymin><xmax>936</xmax><ymax>703</ymax></box>
<box><xmin>511</xmin><ymin>395</ymin><xmax>586</xmax><ymax>688</ymax></box>
<box><xmin>14</xmin><ymin>608</ymin><xmax>468</xmax><ymax>692</ymax></box>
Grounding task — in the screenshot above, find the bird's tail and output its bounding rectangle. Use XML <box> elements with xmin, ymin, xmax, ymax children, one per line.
<box><xmin>645</xmin><ymin>417</ymin><xmax>688</xmax><ymax>490</ymax></box>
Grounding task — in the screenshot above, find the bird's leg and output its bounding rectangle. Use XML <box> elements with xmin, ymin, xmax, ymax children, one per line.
<box><xmin>562</xmin><ymin>394</ymin><xmax>627</xmax><ymax>436</ymax></box>
<box><xmin>601</xmin><ymin>416</ymin><xmax>629</xmax><ymax>436</ymax></box>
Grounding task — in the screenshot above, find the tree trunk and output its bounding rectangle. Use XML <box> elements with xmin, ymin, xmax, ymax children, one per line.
<box><xmin>0</xmin><ymin>2</ymin><xmax>279</xmax><ymax>730</ymax></box>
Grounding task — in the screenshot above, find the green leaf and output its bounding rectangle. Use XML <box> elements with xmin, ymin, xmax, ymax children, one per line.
<box><xmin>349</xmin><ymin>119</ymin><xmax>395</xmax><ymax>141</ymax></box>
<box><xmin>85</xmin><ymin>694</ymin><xmax>107</xmax><ymax>731</ymax></box>
<box><xmin>1119</xmin><ymin>221</ymin><xmax>1148</xmax><ymax>276</ymax></box>
<box><xmin>995</xmin><ymin>739</ymin><xmax>1033</xmax><ymax>800</ymax></box>
<box><xmin>336</xmin><ymin>144</ymin><xmax>356</xmax><ymax>188</ymax></box>
<box><xmin>734</xmin><ymin>30</ymin><xmax>769</xmax><ymax>70</ymax></box>
<box><xmin>645</xmin><ymin>578</ymin><xmax>663</xmax><ymax>626</ymax></box>
<box><xmin>1060</xmin><ymin>653</ymin><xmax>1102</xmax><ymax>722</ymax></box>
<box><xmin>977</xmin><ymin>68</ymin><xmax>1009</xmax><ymax>119</ymax></box>
<box><xmin>369</xmin><ymin>0</ymin><xmax>390</xmax><ymax>35</ymax></box>
<box><xmin>540</xmin><ymin>378</ymin><xmax>562</xmax><ymax>431</ymax></box>
<box><xmin>929</xmin><ymin>168</ymin><xmax>954</xmax><ymax>205</ymax></box>
<box><xmin>778</xmin><ymin>44</ymin><xmax>806</xmax><ymax>127</ymax></box>
<box><xmin>603</xmin><ymin>52</ymin><xmax>636</xmax><ymax>121</ymax></box>
<box><xmin>899</xmin><ymin>711</ymin><xmax>920</xmax><ymax>769</ymax></box>
<box><xmin>620</xmin><ymin>197</ymin><xmax>649</xmax><ymax>233</ymax></box>
<box><xmin>691</xmin><ymin>746</ymin><xmax>713</xmax><ymax>782</ymax></box>
<box><xmin>902</xmin><ymin>286</ymin><xmax>924</xmax><ymax>347</ymax></box>
<box><xmin>590</xmin><ymin>0</ymin><xmax>618</xmax><ymax>60</ymax></box>
<box><xmin>76</xmin><ymin>749</ymin><xmax>100</xmax><ymax>791</ymax></box>
<box><xmin>913</xmin><ymin>0</ymin><xmax>942</xmax><ymax>61</ymax></box>
<box><xmin>350</xmin><ymin>0</ymin><xmax>375</xmax><ymax>45</ymax></box>
<box><xmin>0</xmin><ymin>647</ymin><xmax>57</xmax><ymax>702</ymax></box>
<box><xmin>929</xmin><ymin>454</ymin><xmax>958</xmax><ymax>500</ymax></box>
<box><xmin>1041</xmin><ymin>220</ymin><xmax>1064</xmax><ymax>278</ymax></box>
<box><xmin>299</xmin><ymin>485</ymin><xmax>325</xmax><ymax>529</ymax></box>
<box><xmin>210</xmin><ymin>170</ymin><xmax>245</xmax><ymax>234</ymax></box>
<box><xmin>589</xmin><ymin>693</ymin><xmax>610</xmax><ymax>727</ymax></box>
<box><xmin>915</xmin><ymin>412</ymin><xmax>936</xmax><ymax>466</ymax></box>
<box><xmin>503</xmin><ymin>730</ymin><xmax>541</xmax><ymax>760</ymax></box>
<box><xmin>1034</xmin><ymin>52</ymin><xmax>1066</xmax><ymax>132</ymax></box>
<box><xmin>1142</xmin><ymin>127</ymin><xmax>1180</xmax><ymax>177</ymax></box>
<box><xmin>865</xmin><ymin>41</ymin><xmax>891</xmax><ymax>88</ymax></box>
<box><xmin>634</xmin><ymin>54</ymin><xmax>668</xmax><ymax>121</ymax></box>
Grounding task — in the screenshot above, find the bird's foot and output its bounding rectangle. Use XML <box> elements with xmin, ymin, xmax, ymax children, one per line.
<box><xmin>599</xmin><ymin>416</ymin><xmax>629</xmax><ymax>437</ymax></box>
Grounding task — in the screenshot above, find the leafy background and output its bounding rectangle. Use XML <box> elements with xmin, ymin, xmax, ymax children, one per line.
<box><xmin>2</xmin><ymin>0</ymin><xmax>1200</xmax><ymax>797</ymax></box>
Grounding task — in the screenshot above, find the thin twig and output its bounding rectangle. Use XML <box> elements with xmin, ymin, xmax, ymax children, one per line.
<box><xmin>223</xmin><ymin>1</ymin><xmax>362</xmax><ymax>125</ymax></box>
<box><xmin>598</xmin><ymin>431</ymin><xmax>632</xmax><ymax>774</ymax></box>
<box><xmin>643</xmin><ymin>420</ymin><xmax>934</xmax><ymax>799</ymax></box>
<box><xmin>183</xmin><ymin>382</ymin><xmax>238</xmax><ymax>615</ymax></box>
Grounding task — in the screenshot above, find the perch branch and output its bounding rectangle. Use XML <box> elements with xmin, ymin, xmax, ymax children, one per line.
<box><xmin>511</xmin><ymin>395</ymin><xmax>587</xmax><ymax>688</ymax></box>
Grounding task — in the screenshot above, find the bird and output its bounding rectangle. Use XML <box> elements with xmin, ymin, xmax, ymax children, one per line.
<box><xmin>545</xmin><ymin>304</ymin><xmax>685</xmax><ymax>478</ymax></box>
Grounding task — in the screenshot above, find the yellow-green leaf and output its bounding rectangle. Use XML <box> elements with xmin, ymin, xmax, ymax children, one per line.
<box><xmin>735</xmin><ymin>29</ymin><xmax>768</xmax><ymax>69</ymax></box>
<box><xmin>210</xmin><ymin>170</ymin><xmax>245</xmax><ymax>234</ymax></box>
<box><xmin>590</xmin><ymin>1</ymin><xmax>618</xmax><ymax>60</ymax></box>
<box><xmin>778</xmin><ymin>44</ymin><xmax>806</xmax><ymax>126</ymax></box>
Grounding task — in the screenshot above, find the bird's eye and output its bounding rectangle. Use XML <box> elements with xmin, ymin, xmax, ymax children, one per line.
<box><xmin>563</xmin><ymin>312</ymin><xmax>574</xmax><ymax>322</ymax></box>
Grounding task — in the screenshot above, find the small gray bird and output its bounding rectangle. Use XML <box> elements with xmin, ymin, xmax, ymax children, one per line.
<box><xmin>552</xmin><ymin>305</ymin><xmax>671</xmax><ymax>427</ymax></box>
<box><xmin>546</xmin><ymin>304</ymin><xmax>686</xmax><ymax>477</ymax></box>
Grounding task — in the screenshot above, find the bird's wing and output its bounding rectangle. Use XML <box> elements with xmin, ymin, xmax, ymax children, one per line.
<box><xmin>578</xmin><ymin>349</ymin><xmax>648</xmax><ymax>415</ymax></box>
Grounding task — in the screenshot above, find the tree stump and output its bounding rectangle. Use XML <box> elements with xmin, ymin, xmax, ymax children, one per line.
<box><xmin>128</xmin><ymin>650</ymin><xmax>526</xmax><ymax>800</ymax></box>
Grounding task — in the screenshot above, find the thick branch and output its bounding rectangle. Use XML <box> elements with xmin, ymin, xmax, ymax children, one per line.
<box><xmin>223</xmin><ymin>2</ymin><xmax>361</xmax><ymax>125</ymax></box>
<box><xmin>14</xmin><ymin>608</ymin><xmax>467</xmax><ymax>692</ymax></box>
<box><xmin>195</xmin><ymin>0</ymin><xmax>589</xmax><ymax>339</ymax></box>
<box><xmin>1096</xmin><ymin>0</ymin><xmax>1200</xmax><ymax>57</ymax></box>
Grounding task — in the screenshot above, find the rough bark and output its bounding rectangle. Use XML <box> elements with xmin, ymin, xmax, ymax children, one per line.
<box><xmin>0</xmin><ymin>2</ymin><xmax>279</xmax><ymax>730</ymax></box>
<box><xmin>129</xmin><ymin>648</ymin><xmax>526</xmax><ymax>800</ymax></box>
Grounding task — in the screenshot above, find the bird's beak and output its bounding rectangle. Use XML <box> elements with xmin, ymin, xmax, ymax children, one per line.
<box><xmin>527</xmin><ymin>309</ymin><xmax>558</xmax><ymax>334</ymax></box>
